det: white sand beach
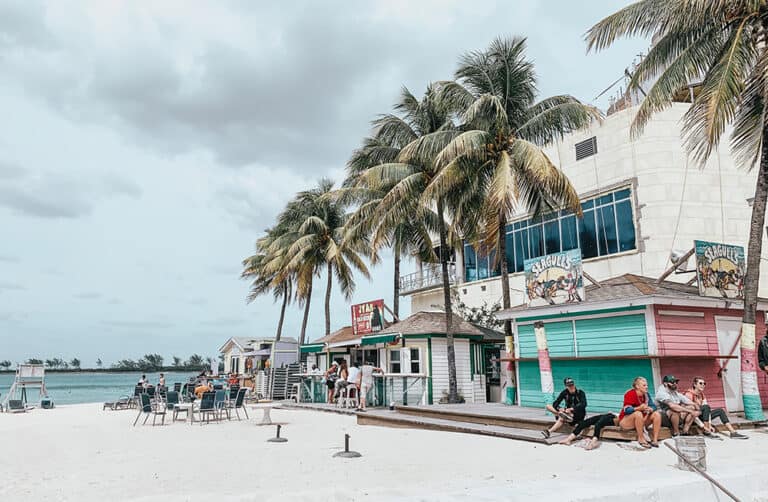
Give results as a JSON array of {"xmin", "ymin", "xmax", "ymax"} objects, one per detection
[{"xmin": 1, "ymin": 404, "xmax": 767, "ymax": 501}]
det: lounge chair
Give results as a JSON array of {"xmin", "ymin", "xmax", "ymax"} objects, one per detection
[
  {"xmin": 173, "ymin": 382, "xmax": 182, "ymax": 393},
  {"xmin": 7, "ymin": 400, "xmax": 27, "ymax": 413},
  {"xmin": 227, "ymin": 388, "xmax": 249, "ymax": 420},
  {"xmin": 133, "ymin": 393, "xmax": 166, "ymax": 426},
  {"xmin": 103, "ymin": 396, "xmax": 132, "ymax": 411},
  {"xmin": 165, "ymin": 391, "xmax": 180, "ymax": 411},
  {"xmin": 229, "ymin": 385, "xmax": 240, "ymax": 400},
  {"xmin": 196, "ymin": 392, "xmax": 217, "ymax": 425},
  {"xmin": 214, "ymin": 389, "xmax": 229, "ymax": 420}
]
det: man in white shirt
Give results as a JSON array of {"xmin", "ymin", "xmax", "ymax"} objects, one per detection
[
  {"xmin": 347, "ymin": 362, "xmax": 361, "ymax": 390},
  {"xmin": 357, "ymin": 362, "xmax": 383, "ymax": 411},
  {"xmin": 655, "ymin": 375, "xmax": 699, "ymax": 436}
]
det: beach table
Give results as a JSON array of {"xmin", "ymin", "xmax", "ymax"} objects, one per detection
[
  {"xmin": 173, "ymin": 403, "xmax": 194, "ymax": 424},
  {"xmin": 251, "ymin": 402, "xmax": 281, "ymax": 425}
]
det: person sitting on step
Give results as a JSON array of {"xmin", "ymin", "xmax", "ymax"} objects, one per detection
[
  {"xmin": 618, "ymin": 376, "xmax": 662, "ymax": 448},
  {"xmin": 684, "ymin": 376, "xmax": 747, "ymax": 439},
  {"xmin": 541, "ymin": 377, "xmax": 587, "ymax": 439},
  {"xmin": 655, "ymin": 374, "xmax": 699, "ymax": 437},
  {"xmin": 560, "ymin": 412, "xmax": 618, "ymax": 450}
]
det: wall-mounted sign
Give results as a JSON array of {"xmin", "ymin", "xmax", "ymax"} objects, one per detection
[
  {"xmin": 524, "ymin": 249, "xmax": 584, "ymax": 307},
  {"xmin": 695, "ymin": 240, "xmax": 745, "ymax": 298},
  {"xmin": 351, "ymin": 299, "xmax": 385, "ymax": 336}
]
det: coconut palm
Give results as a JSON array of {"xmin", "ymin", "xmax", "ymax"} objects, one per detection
[
  {"xmin": 586, "ymin": 0, "xmax": 767, "ymax": 419},
  {"xmin": 356, "ymin": 85, "xmax": 466, "ymax": 402},
  {"xmin": 344, "ymin": 132, "xmax": 440, "ymax": 319},
  {"xmin": 429, "ymin": 37, "xmax": 601, "ymax": 379},
  {"xmin": 285, "ymin": 179, "xmax": 371, "ymax": 337},
  {"xmin": 241, "ymin": 226, "xmax": 294, "ymax": 342}
]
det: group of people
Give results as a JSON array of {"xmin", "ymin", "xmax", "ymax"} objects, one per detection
[
  {"xmin": 322, "ymin": 360, "xmax": 383, "ymax": 411},
  {"xmin": 541, "ymin": 374, "xmax": 748, "ymax": 450},
  {"xmin": 137, "ymin": 373, "xmax": 165, "ymax": 389}
]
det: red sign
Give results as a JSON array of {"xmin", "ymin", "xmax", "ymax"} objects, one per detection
[{"xmin": 351, "ymin": 299, "xmax": 385, "ymax": 336}]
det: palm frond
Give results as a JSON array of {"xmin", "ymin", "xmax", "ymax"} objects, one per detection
[{"xmin": 517, "ymin": 96, "xmax": 603, "ymax": 145}]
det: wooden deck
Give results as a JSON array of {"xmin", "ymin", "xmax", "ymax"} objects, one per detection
[{"xmin": 283, "ymin": 401, "xmax": 766, "ymax": 444}]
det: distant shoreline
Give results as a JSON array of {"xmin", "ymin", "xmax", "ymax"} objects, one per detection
[{"xmin": 0, "ymin": 368, "xmax": 206, "ymax": 374}]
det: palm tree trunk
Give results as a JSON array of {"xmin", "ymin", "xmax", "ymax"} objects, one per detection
[
  {"xmin": 393, "ymin": 241, "xmax": 401, "ymax": 319},
  {"xmin": 274, "ymin": 287, "xmax": 288, "ymax": 342},
  {"xmin": 325, "ymin": 263, "xmax": 333, "ymax": 336},
  {"xmin": 740, "ymin": 126, "xmax": 768, "ymax": 420},
  {"xmin": 299, "ymin": 278, "xmax": 313, "ymax": 346},
  {"xmin": 437, "ymin": 198, "xmax": 459, "ymax": 403},
  {"xmin": 497, "ymin": 212, "xmax": 516, "ymax": 403}
]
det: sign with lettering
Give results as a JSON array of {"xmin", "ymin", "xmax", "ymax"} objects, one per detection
[
  {"xmin": 524, "ymin": 249, "xmax": 584, "ymax": 307},
  {"xmin": 695, "ymin": 240, "xmax": 745, "ymax": 298},
  {"xmin": 351, "ymin": 299, "xmax": 385, "ymax": 336}
]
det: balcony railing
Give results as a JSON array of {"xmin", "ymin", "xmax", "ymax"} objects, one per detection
[{"xmin": 399, "ymin": 262, "xmax": 456, "ymax": 295}]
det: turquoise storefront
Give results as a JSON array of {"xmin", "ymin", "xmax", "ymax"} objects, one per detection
[{"xmin": 515, "ymin": 306, "xmax": 656, "ymax": 412}]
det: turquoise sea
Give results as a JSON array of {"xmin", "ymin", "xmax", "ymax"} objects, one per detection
[{"xmin": 0, "ymin": 371, "xmax": 198, "ymax": 405}]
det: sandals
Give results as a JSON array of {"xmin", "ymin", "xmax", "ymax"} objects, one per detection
[
  {"xmin": 649, "ymin": 441, "xmax": 659, "ymax": 448},
  {"xmin": 541, "ymin": 429, "xmax": 551, "ymax": 439},
  {"xmin": 638, "ymin": 441, "xmax": 652, "ymax": 449}
]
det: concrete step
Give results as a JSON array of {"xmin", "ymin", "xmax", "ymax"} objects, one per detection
[{"xmin": 357, "ymin": 409, "xmax": 555, "ymax": 444}]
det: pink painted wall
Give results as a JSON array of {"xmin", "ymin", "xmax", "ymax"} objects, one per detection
[{"xmin": 653, "ymin": 305, "xmax": 768, "ymax": 411}]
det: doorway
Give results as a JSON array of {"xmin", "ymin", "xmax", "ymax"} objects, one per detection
[
  {"xmin": 484, "ymin": 346, "xmax": 501, "ymax": 403},
  {"xmin": 715, "ymin": 316, "xmax": 743, "ymax": 412}
]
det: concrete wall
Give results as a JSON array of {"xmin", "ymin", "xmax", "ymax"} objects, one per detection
[{"xmin": 409, "ymin": 103, "xmax": 766, "ymax": 312}]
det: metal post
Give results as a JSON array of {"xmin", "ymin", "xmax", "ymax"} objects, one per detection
[
  {"xmin": 268, "ymin": 424, "xmax": 287, "ymax": 442},
  {"xmin": 333, "ymin": 433, "xmax": 362, "ymax": 458}
]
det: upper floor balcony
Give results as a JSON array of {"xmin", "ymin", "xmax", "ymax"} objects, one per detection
[{"xmin": 399, "ymin": 262, "xmax": 456, "ymax": 295}]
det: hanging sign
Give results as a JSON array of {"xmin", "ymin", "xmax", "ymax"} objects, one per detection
[
  {"xmin": 694, "ymin": 240, "xmax": 745, "ymax": 298},
  {"xmin": 351, "ymin": 299, "xmax": 385, "ymax": 336},
  {"xmin": 524, "ymin": 249, "xmax": 584, "ymax": 307}
]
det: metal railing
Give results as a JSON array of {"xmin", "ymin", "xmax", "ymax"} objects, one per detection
[{"xmin": 399, "ymin": 262, "xmax": 456, "ymax": 295}]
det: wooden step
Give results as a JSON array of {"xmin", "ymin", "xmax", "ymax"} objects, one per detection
[
  {"xmin": 357, "ymin": 410, "xmax": 554, "ymax": 444},
  {"xmin": 394, "ymin": 405, "xmax": 551, "ymax": 431}
]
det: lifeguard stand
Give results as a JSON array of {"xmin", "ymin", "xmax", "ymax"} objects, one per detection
[{"xmin": 3, "ymin": 364, "xmax": 48, "ymax": 409}]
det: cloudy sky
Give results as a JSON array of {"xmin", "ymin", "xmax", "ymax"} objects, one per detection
[{"xmin": 0, "ymin": 0, "xmax": 645, "ymax": 366}]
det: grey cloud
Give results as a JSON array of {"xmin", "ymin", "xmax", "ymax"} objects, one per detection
[
  {"xmin": 187, "ymin": 298, "xmax": 208, "ymax": 306},
  {"xmin": 0, "ymin": 0, "xmax": 53, "ymax": 50},
  {"xmin": 0, "ymin": 254, "xmax": 20, "ymax": 263},
  {"xmin": 199, "ymin": 317, "xmax": 248, "ymax": 327},
  {"xmin": 0, "ymin": 165, "xmax": 142, "ymax": 219},
  {"xmin": 0, "ymin": 162, "xmax": 26, "ymax": 180},
  {"xmin": 0, "ymin": 281, "xmax": 25, "ymax": 291}
]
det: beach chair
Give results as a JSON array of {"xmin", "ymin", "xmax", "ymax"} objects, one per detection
[
  {"xmin": 173, "ymin": 382, "xmax": 182, "ymax": 393},
  {"xmin": 130, "ymin": 385, "xmax": 143, "ymax": 408},
  {"xmin": 196, "ymin": 392, "xmax": 217, "ymax": 425},
  {"xmin": 165, "ymin": 391, "xmax": 180, "ymax": 411},
  {"xmin": 7, "ymin": 400, "xmax": 27, "ymax": 413},
  {"xmin": 213, "ymin": 389, "xmax": 229, "ymax": 420},
  {"xmin": 146, "ymin": 386, "xmax": 156, "ymax": 400},
  {"xmin": 227, "ymin": 388, "xmax": 249, "ymax": 421},
  {"xmin": 229, "ymin": 385, "xmax": 240, "ymax": 400},
  {"xmin": 133, "ymin": 393, "xmax": 166, "ymax": 426},
  {"xmin": 103, "ymin": 396, "xmax": 132, "ymax": 411}
]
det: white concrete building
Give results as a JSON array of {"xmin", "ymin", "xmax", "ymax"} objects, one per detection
[{"xmin": 401, "ymin": 103, "xmax": 766, "ymax": 312}]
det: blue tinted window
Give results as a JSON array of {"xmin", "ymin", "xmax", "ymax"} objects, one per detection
[
  {"xmin": 505, "ymin": 232, "xmax": 515, "ymax": 273},
  {"xmin": 614, "ymin": 188, "xmax": 631, "ymax": 201},
  {"xmin": 514, "ymin": 229, "xmax": 528, "ymax": 273},
  {"xmin": 578, "ymin": 210, "xmax": 598, "ymax": 259},
  {"xmin": 560, "ymin": 216, "xmax": 578, "ymax": 251},
  {"xmin": 581, "ymin": 199, "xmax": 594, "ymax": 210},
  {"xmin": 597, "ymin": 194, "xmax": 613, "ymax": 206},
  {"xmin": 598, "ymin": 205, "xmax": 618, "ymax": 255},
  {"xmin": 545, "ymin": 220, "xmax": 560, "ymax": 254},
  {"xmin": 464, "ymin": 245, "xmax": 477, "ymax": 282},
  {"xmin": 616, "ymin": 200, "xmax": 636, "ymax": 251},
  {"xmin": 529, "ymin": 225, "xmax": 544, "ymax": 258}
]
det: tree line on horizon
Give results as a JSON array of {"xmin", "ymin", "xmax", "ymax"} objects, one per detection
[
  {"xmin": 1, "ymin": 354, "xmax": 219, "ymax": 372},
  {"xmin": 243, "ymin": 1, "xmax": 768, "ymax": 414}
]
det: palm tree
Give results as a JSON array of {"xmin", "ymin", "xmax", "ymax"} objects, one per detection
[
  {"xmin": 428, "ymin": 36, "xmax": 601, "ymax": 385},
  {"xmin": 285, "ymin": 179, "xmax": 371, "ymax": 337},
  {"xmin": 356, "ymin": 85, "xmax": 465, "ymax": 402},
  {"xmin": 586, "ymin": 0, "xmax": 767, "ymax": 420},
  {"xmin": 242, "ymin": 226, "xmax": 294, "ymax": 342},
  {"xmin": 344, "ymin": 132, "xmax": 439, "ymax": 319}
]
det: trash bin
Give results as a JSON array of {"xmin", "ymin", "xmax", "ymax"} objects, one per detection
[{"xmin": 675, "ymin": 436, "xmax": 706, "ymax": 472}]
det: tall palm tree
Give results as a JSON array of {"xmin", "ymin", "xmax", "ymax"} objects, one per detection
[
  {"xmin": 286, "ymin": 179, "xmax": 371, "ymax": 337},
  {"xmin": 241, "ymin": 226, "xmax": 293, "ymax": 342},
  {"xmin": 587, "ymin": 0, "xmax": 767, "ymax": 420},
  {"xmin": 356, "ymin": 85, "xmax": 466, "ymax": 402},
  {"xmin": 344, "ymin": 133, "xmax": 439, "ymax": 319},
  {"xmin": 429, "ymin": 36, "xmax": 601, "ymax": 386}
]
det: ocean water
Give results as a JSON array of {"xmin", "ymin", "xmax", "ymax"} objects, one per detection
[{"xmin": 0, "ymin": 371, "xmax": 198, "ymax": 405}]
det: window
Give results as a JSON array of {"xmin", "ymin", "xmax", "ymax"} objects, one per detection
[
  {"xmin": 575, "ymin": 136, "xmax": 598, "ymax": 161},
  {"xmin": 409, "ymin": 348, "xmax": 421, "ymax": 374},
  {"xmin": 463, "ymin": 186, "xmax": 637, "ymax": 281},
  {"xmin": 389, "ymin": 350, "xmax": 401, "ymax": 374}
]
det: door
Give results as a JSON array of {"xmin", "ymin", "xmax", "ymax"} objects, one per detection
[
  {"xmin": 715, "ymin": 317, "xmax": 743, "ymax": 412},
  {"xmin": 484, "ymin": 346, "xmax": 501, "ymax": 402}
]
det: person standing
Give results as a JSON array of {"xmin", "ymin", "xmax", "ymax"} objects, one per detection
[
  {"xmin": 357, "ymin": 362, "xmax": 383, "ymax": 411},
  {"xmin": 541, "ymin": 377, "xmax": 587, "ymax": 439},
  {"xmin": 684, "ymin": 377, "xmax": 748, "ymax": 439},
  {"xmin": 324, "ymin": 362, "xmax": 339, "ymax": 404},
  {"xmin": 158, "ymin": 373, "xmax": 166, "ymax": 388}
]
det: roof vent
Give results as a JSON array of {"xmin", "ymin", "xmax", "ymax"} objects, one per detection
[{"xmin": 575, "ymin": 136, "xmax": 597, "ymax": 161}]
